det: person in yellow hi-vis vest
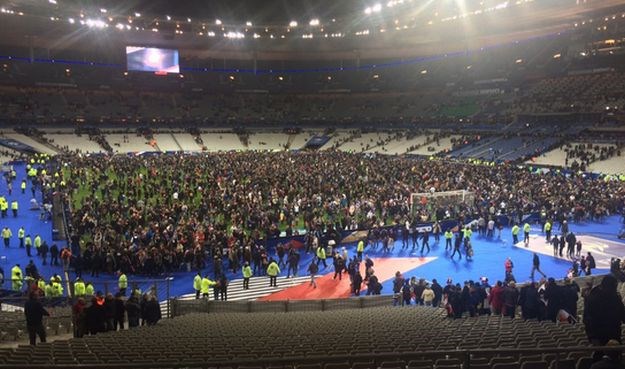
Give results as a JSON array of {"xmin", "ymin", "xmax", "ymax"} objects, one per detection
[
  {"xmin": 11, "ymin": 264, "xmax": 23, "ymax": 291},
  {"xmin": 193, "ymin": 272, "xmax": 202, "ymax": 299},
  {"xmin": 11, "ymin": 200, "xmax": 18, "ymax": 218},
  {"xmin": 34, "ymin": 235, "xmax": 42, "ymax": 255},
  {"xmin": 17, "ymin": 227, "xmax": 25, "ymax": 248},
  {"xmin": 74, "ymin": 278, "xmax": 86, "ymax": 297},
  {"xmin": 357, "ymin": 239, "xmax": 365, "ymax": 261},
  {"xmin": 523, "ymin": 223, "xmax": 531, "ymax": 246},
  {"xmin": 200, "ymin": 274, "xmax": 216, "ymax": 299},
  {"xmin": 0, "ymin": 199, "xmax": 7, "ymax": 218},
  {"xmin": 21, "ymin": 180, "xmax": 26, "ymax": 194},
  {"xmin": 511, "ymin": 224, "xmax": 520, "ymax": 244},
  {"xmin": 24, "ymin": 234, "xmax": 33, "ymax": 257},
  {"xmin": 2, "ymin": 227, "xmax": 12, "ymax": 248},
  {"xmin": 118, "ymin": 271, "xmax": 128, "ymax": 295},
  {"xmin": 544, "ymin": 220, "xmax": 552, "ymax": 243}
]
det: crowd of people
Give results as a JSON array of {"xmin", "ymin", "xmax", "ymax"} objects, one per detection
[
  {"xmin": 563, "ymin": 142, "xmax": 624, "ymax": 172},
  {"xmin": 43, "ymin": 151, "xmax": 623, "ymax": 280}
]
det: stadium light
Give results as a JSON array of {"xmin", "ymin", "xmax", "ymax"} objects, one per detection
[
  {"xmin": 420, "ymin": 69, "xmax": 427, "ymax": 74},
  {"xmin": 187, "ymin": 17, "xmax": 191, "ymax": 22},
  {"xmin": 215, "ymin": 19, "xmax": 222, "ymax": 25},
  {"xmin": 289, "ymin": 20, "xmax": 298, "ymax": 27},
  {"xmin": 166, "ymin": 15, "xmax": 171, "ymax": 21},
  {"xmin": 229, "ymin": 75, "xmax": 235, "ymax": 80},
  {"xmin": 68, "ymin": 18, "xmax": 75, "ymax": 24},
  {"xmin": 246, "ymin": 21, "xmax": 252, "ymax": 26},
  {"xmin": 135, "ymin": 12, "xmax": 141, "ymax": 17},
  {"xmin": 515, "ymin": 59, "xmax": 523, "ymax": 63},
  {"xmin": 48, "ymin": 0, "xmax": 57, "ymax": 4},
  {"xmin": 100, "ymin": 8, "xmax": 107, "ymax": 13},
  {"xmin": 309, "ymin": 18, "xmax": 320, "ymax": 26}
]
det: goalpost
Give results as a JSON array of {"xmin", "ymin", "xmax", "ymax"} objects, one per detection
[{"xmin": 410, "ymin": 189, "xmax": 475, "ymax": 218}]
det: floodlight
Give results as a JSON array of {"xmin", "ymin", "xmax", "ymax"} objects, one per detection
[
  {"xmin": 309, "ymin": 18, "xmax": 320, "ymax": 26},
  {"xmin": 289, "ymin": 21, "xmax": 298, "ymax": 27},
  {"xmin": 215, "ymin": 19, "xmax": 222, "ymax": 25}
]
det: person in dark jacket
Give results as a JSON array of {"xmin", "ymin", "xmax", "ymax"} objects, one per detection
[
  {"xmin": 449, "ymin": 284, "xmax": 464, "ymax": 319},
  {"xmin": 401, "ymin": 279, "xmax": 412, "ymax": 305},
  {"xmin": 143, "ymin": 295, "xmax": 161, "ymax": 325},
  {"xmin": 72, "ymin": 298, "xmax": 87, "ymax": 338},
  {"xmin": 502, "ymin": 281, "xmax": 519, "ymax": 318},
  {"xmin": 218, "ymin": 274, "xmax": 229, "ymax": 301},
  {"xmin": 563, "ymin": 278, "xmax": 580, "ymax": 320},
  {"xmin": 544, "ymin": 278, "xmax": 563, "ymax": 322},
  {"xmin": 352, "ymin": 270, "xmax": 363, "ymax": 296},
  {"xmin": 114, "ymin": 293, "xmax": 126, "ymax": 331},
  {"xmin": 103, "ymin": 293, "xmax": 116, "ymax": 331},
  {"xmin": 583, "ymin": 275, "xmax": 625, "ymax": 346},
  {"xmin": 587, "ymin": 252, "xmax": 596, "ymax": 275},
  {"xmin": 431, "ymin": 279, "xmax": 443, "ymax": 308},
  {"xmin": 49, "ymin": 244, "xmax": 59, "ymax": 266},
  {"xmin": 24, "ymin": 291, "xmax": 49, "ymax": 345},
  {"xmin": 125, "ymin": 294, "xmax": 141, "ymax": 329},
  {"xmin": 85, "ymin": 295, "xmax": 106, "ymax": 335},
  {"xmin": 519, "ymin": 282, "xmax": 540, "ymax": 320}
]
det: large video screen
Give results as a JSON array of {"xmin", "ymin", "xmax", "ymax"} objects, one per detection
[{"xmin": 126, "ymin": 46, "xmax": 180, "ymax": 74}]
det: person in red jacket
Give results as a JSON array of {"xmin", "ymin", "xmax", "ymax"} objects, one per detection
[{"xmin": 488, "ymin": 281, "xmax": 504, "ymax": 316}]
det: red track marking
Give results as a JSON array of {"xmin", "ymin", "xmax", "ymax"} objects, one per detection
[{"xmin": 259, "ymin": 257, "xmax": 436, "ymax": 301}]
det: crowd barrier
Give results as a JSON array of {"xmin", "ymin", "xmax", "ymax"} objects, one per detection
[
  {"xmin": 0, "ymin": 278, "xmax": 174, "ymax": 316},
  {"xmin": 169, "ymin": 294, "xmax": 393, "ymax": 317}
]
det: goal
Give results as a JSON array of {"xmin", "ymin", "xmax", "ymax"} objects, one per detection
[{"xmin": 410, "ymin": 190, "xmax": 475, "ymax": 218}]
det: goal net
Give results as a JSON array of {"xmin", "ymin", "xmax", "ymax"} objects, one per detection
[{"xmin": 410, "ymin": 190, "xmax": 475, "ymax": 219}]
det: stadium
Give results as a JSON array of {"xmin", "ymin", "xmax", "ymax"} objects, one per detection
[{"xmin": 0, "ymin": 0, "xmax": 624, "ymax": 367}]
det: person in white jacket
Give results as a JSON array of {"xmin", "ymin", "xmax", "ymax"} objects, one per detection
[{"xmin": 422, "ymin": 284, "xmax": 435, "ymax": 306}]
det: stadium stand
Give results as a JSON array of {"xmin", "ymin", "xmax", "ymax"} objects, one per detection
[{"xmin": 0, "ymin": 300, "xmax": 613, "ymax": 368}]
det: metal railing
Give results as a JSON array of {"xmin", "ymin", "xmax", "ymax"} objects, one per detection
[
  {"xmin": 0, "ymin": 278, "xmax": 174, "ymax": 317},
  {"xmin": 0, "ymin": 345, "xmax": 621, "ymax": 369},
  {"xmin": 169, "ymin": 294, "xmax": 395, "ymax": 317}
]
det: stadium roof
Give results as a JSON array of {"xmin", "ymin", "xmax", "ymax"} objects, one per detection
[{"xmin": 0, "ymin": 0, "xmax": 624, "ymax": 60}]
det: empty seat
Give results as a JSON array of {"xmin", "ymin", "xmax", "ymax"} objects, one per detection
[{"xmin": 521, "ymin": 361, "xmax": 549, "ymax": 369}]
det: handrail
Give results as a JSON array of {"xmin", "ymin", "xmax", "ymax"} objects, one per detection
[{"xmin": 0, "ymin": 345, "xmax": 621, "ymax": 369}]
